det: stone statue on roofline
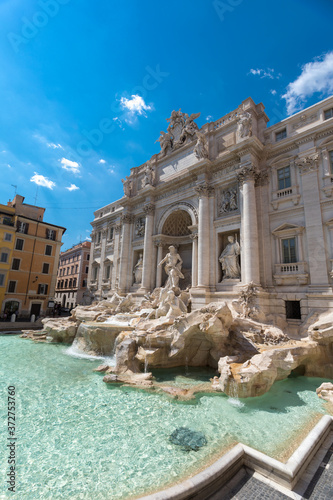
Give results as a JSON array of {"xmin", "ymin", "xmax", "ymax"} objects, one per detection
[
  {"xmin": 121, "ymin": 176, "xmax": 133, "ymax": 197},
  {"xmin": 237, "ymin": 111, "xmax": 252, "ymax": 140},
  {"xmin": 194, "ymin": 131, "xmax": 209, "ymax": 159}
]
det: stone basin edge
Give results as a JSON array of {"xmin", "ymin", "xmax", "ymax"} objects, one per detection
[{"xmin": 138, "ymin": 415, "xmax": 333, "ymax": 500}]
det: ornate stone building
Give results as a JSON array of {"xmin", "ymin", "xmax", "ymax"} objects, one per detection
[{"xmin": 88, "ymin": 96, "xmax": 333, "ymax": 322}]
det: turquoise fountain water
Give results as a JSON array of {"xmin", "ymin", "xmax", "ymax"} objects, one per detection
[{"xmin": 0, "ymin": 334, "xmax": 331, "ymax": 500}]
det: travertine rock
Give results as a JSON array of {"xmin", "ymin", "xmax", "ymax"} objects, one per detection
[{"xmin": 316, "ymin": 382, "xmax": 333, "ymax": 404}]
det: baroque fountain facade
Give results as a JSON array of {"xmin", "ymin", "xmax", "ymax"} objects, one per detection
[{"xmin": 28, "ymin": 95, "xmax": 333, "ymax": 401}]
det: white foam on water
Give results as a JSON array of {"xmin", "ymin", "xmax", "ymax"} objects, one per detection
[
  {"xmin": 64, "ymin": 340, "xmax": 105, "ymax": 360},
  {"xmin": 227, "ymin": 397, "xmax": 245, "ymax": 408}
]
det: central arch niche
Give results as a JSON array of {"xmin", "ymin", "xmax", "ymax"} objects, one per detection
[
  {"xmin": 161, "ymin": 210, "xmax": 193, "ymax": 288},
  {"xmin": 162, "ymin": 210, "xmax": 192, "ymax": 236}
]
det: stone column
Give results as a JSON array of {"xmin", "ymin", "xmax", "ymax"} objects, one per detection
[
  {"xmin": 98, "ymin": 228, "xmax": 108, "ymax": 296},
  {"xmin": 237, "ymin": 164, "xmax": 260, "ymax": 285},
  {"xmin": 111, "ymin": 223, "xmax": 122, "ymax": 291},
  {"xmin": 296, "ymin": 153, "xmax": 329, "ymax": 288},
  {"xmin": 195, "ymin": 184, "xmax": 213, "ymax": 288},
  {"xmin": 141, "ymin": 203, "xmax": 155, "ymax": 291},
  {"xmin": 155, "ymin": 241, "xmax": 164, "ymax": 288},
  {"xmin": 118, "ymin": 215, "xmax": 134, "ymax": 293},
  {"xmin": 190, "ymin": 233, "xmax": 198, "ymax": 287}
]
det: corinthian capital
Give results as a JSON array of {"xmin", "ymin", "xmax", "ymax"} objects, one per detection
[
  {"xmin": 194, "ymin": 183, "xmax": 214, "ymax": 198},
  {"xmin": 121, "ymin": 214, "xmax": 135, "ymax": 224},
  {"xmin": 143, "ymin": 203, "xmax": 155, "ymax": 215},
  {"xmin": 236, "ymin": 164, "xmax": 259, "ymax": 184},
  {"xmin": 295, "ymin": 153, "xmax": 319, "ymax": 174}
]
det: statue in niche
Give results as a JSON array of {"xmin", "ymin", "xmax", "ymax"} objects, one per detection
[
  {"xmin": 194, "ymin": 131, "xmax": 209, "ymax": 159},
  {"xmin": 219, "ymin": 236, "xmax": 241, "ymax": 280},
  {"xmin": 219, "ymin": 188, "xmax": 238, "ymax": 214},
  {"xmin": 158, "ymin": 245, "xmax": 184, "ymax": 290},
  {"xmin": 121, "ymin": 176, "xmax": 133, "ymax": 197},
  {"xmin": 141, "ymin": 161, "xmax": 155, "ymax": 188},
  {"xmin": 155, "ymin": 130, "xmax": 173, "ymax": 157},
  {"xmin": 135, "ymin": 217, "xmax": 145, "ymax": 237},
  {"xmin": 237, "ymin": 111, "xmax": 252, "ymax": 139},
  {"xmin": 133, "ymin": 254, "xmax": 143, "ymax": 284}
]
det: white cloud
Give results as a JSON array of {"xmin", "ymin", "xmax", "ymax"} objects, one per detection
[
  {"xmin": 282, "ymin": 52, "xmax": 333, "ymax": 115},
  {"xmin": 30, "ymin": 172, "xmax": 55, "ymax": 190},
  {"xmin": 206, "ymin": 115, "xmax": 213, "ymax": 121},
  {"xmin": 47, "ymin": 142, "xmax": 63, "ymax": 149},
  {"xmin": 249, "ymin": 68, "xmax": 280, "ymax": 79},
  {"xmin": 120, "ymin": 94, "xmax": 152, "ymax": 116},
  {"xmin": 108, "ymin": 167, "xmax": 116, "ymax": 174},
  {"xmin": 66, "ymin": 184, "xmax": 79, "ymax": 191},
  {"xmin": 98, "ymin": 159, "xmax": 106, "ymax": 164},
  {"xmin": 60, "ymin": 157, "xmax": 80, "ymax": 174},
  {"xmin": 7, "ymin": 163, "xmax": 12, "ymax": 168},
  {"xmin": 270, "ymin": 89, "xmax": 277, "ymax": 95}
]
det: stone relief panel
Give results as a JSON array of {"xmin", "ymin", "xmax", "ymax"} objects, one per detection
[
  {"xmin": 218, "ymin": 186, "xmax": 238, "ymax": 216},
  {"xmin": 135, "ymin": 217, "xmax": 145, "ymax": 238}
]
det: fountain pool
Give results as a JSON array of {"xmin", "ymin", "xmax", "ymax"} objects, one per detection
[{"xmin": 0, "ymin": 334, "xmax": 332, "ymax": 500}]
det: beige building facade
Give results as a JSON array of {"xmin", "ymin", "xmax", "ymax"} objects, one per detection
[
  {"xmin": 55, "ymin": 241, "xmax": 91, "ymax": 309},
  {"xmin": 88, "ymin": 96, "xmax": 333, "ymax": 322}
]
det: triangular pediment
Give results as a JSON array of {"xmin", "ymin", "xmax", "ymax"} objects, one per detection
[{"xmin": 272, "ymin": 223, "xmax": 303, "ymax": 234}]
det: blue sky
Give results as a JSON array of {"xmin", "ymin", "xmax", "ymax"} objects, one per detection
[{"xmin": 1, "ymin": 0, "xmax": 333, "ymax": 250}]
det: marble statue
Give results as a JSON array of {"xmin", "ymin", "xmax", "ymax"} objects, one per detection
[
  {"xmin": 237, "ymin": 111, "xmax": 252, "ymax": 139},
  {"xmin": 133, "ymin": 254, "xmax": 143, "ymax": 284},
  {"xmin": 155, "ymin": 131, "xmax": 173, "ymax": 156},
  {"xmin": 122, "ymin": 176, "xmax": 133, "ymax": 197},
  {"xmin": 179, "ymin": 112, "xmax": 200, "ymax": 144},
  {"xmin": 158, "ymin": 245, "xmax": 184, "ymax": 289},
  {"xmin": 141, "ymin": 161, "xmax": 155, "ymax": 187},
  {"xmin": 219, "ymin": 236, "xmax": 241, "ymax": 280},
  {"xmin": 194, "ymin": 131, "xmax": 209, "ymax": 159}
]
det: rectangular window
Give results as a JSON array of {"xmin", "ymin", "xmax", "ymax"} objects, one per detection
[
  {"xmin": 277, "ymin": 166, "xmax": 291, "ymax": 190},
  {"xmin": 285, "ymin": 300, "xmax": 301, "ymax": 320},
  {"xmin": 105, "ymin": 265, "xmax": 110, "ymax": 279},
  {"xmin": 42, "ymin": 263, "xmax": 50, "ymax": 274},
  {"xmin": 85, "ymin": 266, "xmax": 89, "ymax": 273},
  {"xmin": 75, "ymin": 265, "xmax": 78, "ymax": 273},
  {"xmin": 38, "ymin": 284, "xmax": 48, "ymax": 295},
  {"xmin": 330, "ymin": 151, "xmax": 333, "ymax": 173},
  {"xmin": 45, "ymin": 245, "xmax": 52, "ymax": 256},
  {"xmin": 71, "ymin": 266, "xmax": 74, "ymax": 274},
  {"xmin": 4, "ymin": 233, "xmax": 12, "ymax": 242},
  {"xmin": 17, "ymin": 221, "xmax": 29, "ymax": 234},
  {"xmin": 8, "ymin": 281, "xmax": 16, "ymax": 293},
  {"xmin": 0, "ymin": 252, "xmax": 8, "ymax": 263},
  {"xmin": 275, "ymin": 128, "xmax": 287, "ymax": 142},
  {"xmin": 0, "ymin": 274, "xmax": 5, "ymax": 286},
  {"xmin": 12, "ymin": 258, "xmax": 20, "ymax": 270},
  {"xmin": 15, "ymin": 238, "xmax": 24, "ymax": 251},
  {"xmin": 46, "ymin": 229, "xmax": 56, "ymax": 240},
  {"xmin": 324, "ymin": 108, "xmax": 333, "ymax": 120},
  {"xmin": 109, "ymin": 227, "xmax": 114, "ymax": 240},
  {"xmin": 82, "ymin": 279, "xmax": 87, "ymax": 287},
  {"xmin": 282, "ymin": 237, "xmax": 297, "ymax": 263},
  {"xmin": 87, "ymin": 254, "xmax": 90, "ymax": 261}
]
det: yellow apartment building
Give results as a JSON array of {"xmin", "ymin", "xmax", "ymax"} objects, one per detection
[
  {"xmin": 0, "ymin": 204, "xmax": 16, "ymax": 316},
  {"xmin": 1, "ymin": 195, "xmax": 66, "ymax": 319}
]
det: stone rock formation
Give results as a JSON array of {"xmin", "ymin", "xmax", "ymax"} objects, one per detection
[
  {"xmin": 21, "ymin": 289, "xmax": 333, "ymax": 399},
  {"xmin": 316, "ymin": 382, "xmax": 333, "ymax": 405}
]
